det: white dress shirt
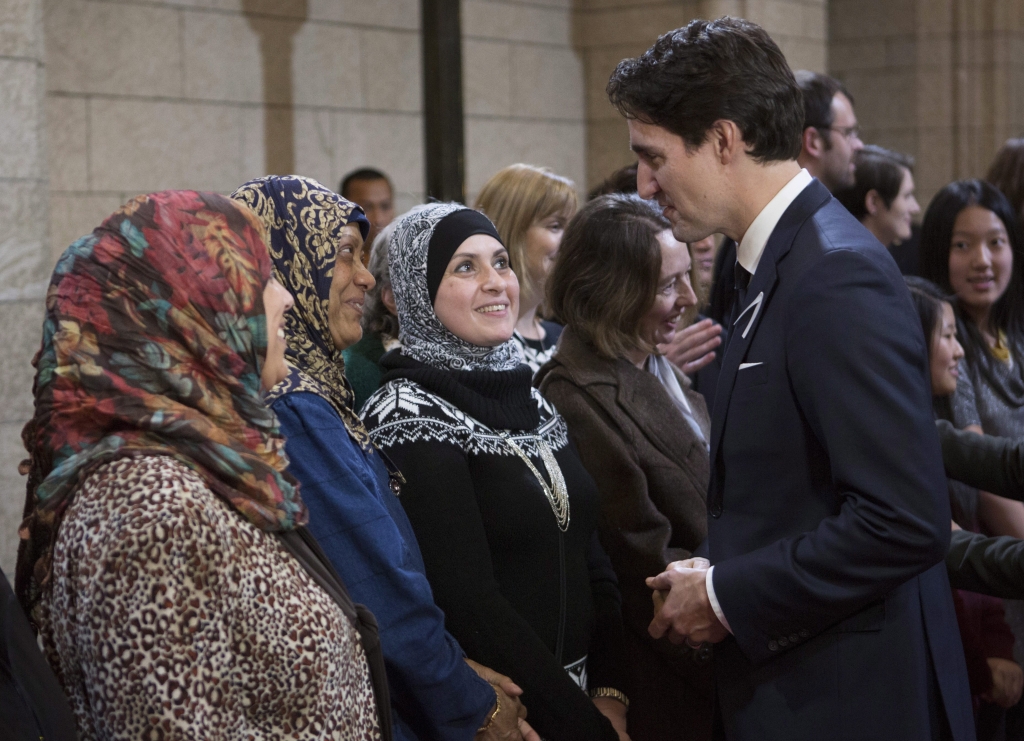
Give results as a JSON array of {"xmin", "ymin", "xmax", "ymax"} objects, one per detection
[{"xmin": 705, "ymin": 167, "xmax": 813, "ymax": 634}]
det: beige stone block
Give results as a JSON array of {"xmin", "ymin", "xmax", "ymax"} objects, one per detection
[
  {"xmin": 829, "ymin": 0, "xmax": 918, "ymax": 40},
  {"xmin": 828, "ymin": 39, "xmax": 888, "ymax": 72},
  {"xmin": 741, "ymin": 0, "xmax": 806, "ymax": 38},
  {"xmin": 0, "ymin": 180, "xmax": 49, "ymax": 298},
  {"xmin": 802, "ymin": 2, "xmax": 826, "ymax": 39},
  {"xmin": 867, "ymin": 128, "xmax": 918, "ymax": 161},
  {"xmin": 239, "ymin": 105, "xmax": 267, "ymax": 182},
  {"xmin": 292, "ymin": 22, "xmax": 364, "ymax": 108},
  {"xmin": 0, "ymin": 299, "xmax": 44, "ymax": 427},
  {"xmin": 183, "ymin": 10, "xmax": 263, "ymax": 103},
  {"xmin": 511, "ymin": 45, "xmax": 584, "ymax": 121},
  {"xmin": 575, "ymin": 3, "xmax": 699, "ymax": 49},
  {"xmin": 465, "ymin": 117, "xmax": 585, "ymax": 199},
  {"xmin": 916, "ymin": 0, "xmax": 953, "ymax": 35},
  {"xmin": 776, "ymin": 35, "xmax": 825, "ymax": 73},
  {"xmin": 0, "ymin": 419, "xmax": 32, "ymax": 579},
  {"xmin": 292, "ymin": 109, "xmax": 336, "ymax": 188},
  {"xmin": 915, "ymin": 68, "xmax": 952, "ymax": 121},
  {"xmin": 48, "ymin": 192, "xmax": 125, "ymax": 269},
  {"xmin": 0, "ymin": 0, "xmax": 38, "ymax": 58},
  {"xmin": 841, "ymin": 69, "xmax": 917, "ymax": 129},
  {"xmin": 333, "ymin": 111, "xmax": 424, "ymax": 199},
  {"xmin": 360, "ymin": 29, "xmax": 419, "ymax": 112},
  {"xmin": 89, "ymin": 99, "xmax": 244, "ymax": 193},
  {"xmin": 0, "ymin": 59, "xmax": 41, "ymax": 180},
  {"xmin": 586, "ymin": 117, "xmax": 634, "ymax": 191},
  {"xmin": 463, "ymin": 0, "xmax": 571, "ymax": 45},
  {"xmin": 578, "ymin": 0, "xmax": 665, "ymax": 11},
  {"xmin": 463, "ymin": 39, "xmax": 512, "ymax": 117},
  {"xmin": 915, "ymin": 126, "xmax": 955, "ymax": 205},
  {"xmin": 586, "ymin": 43, "xmax": 649, "ymax": 121},
  {"xmin": 699, "ymin": 0, "xmax": 747, "ymax": 17},
  {"xmin": 45, "ymin": 0, "xmax": 182, "ymax": 97},
  {"xmin": 46, "ymin": 96, "xmax": 88, "ymax": 192},
  {"xmin": 308, "ymin": 0, "xmax": 420, "ymax": 30}
]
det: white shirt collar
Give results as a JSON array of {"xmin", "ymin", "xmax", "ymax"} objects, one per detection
[{"xmin": 736, "ymin": 168, "xmax": 813, "ymax": 276}]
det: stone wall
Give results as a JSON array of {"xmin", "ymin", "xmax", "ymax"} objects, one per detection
[
  {"xmin": 45, "ymin": 0, "xmax": 426, "ymax": 269},
  {"xmin": 574, "ymin": 0, "xmax": 828, "ymax": 192},
  {"xmin": 830, "ymin": 0, "xmax": 1024, "ymax": 207},
  {"xmin": 0, "ymin": 0, "xmax": 49, "ymax": 580},
  {"xmin": 462, "ymin": 0, "xmax": 586, "ymax": 203}
]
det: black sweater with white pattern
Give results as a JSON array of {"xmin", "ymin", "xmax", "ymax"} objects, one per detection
[{"xmin": 362, "ymin": 351, "xmax": 624, "ymax": 741}]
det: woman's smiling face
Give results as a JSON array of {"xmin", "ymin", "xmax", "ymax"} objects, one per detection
[
  {"xmin": 327, "ymin": 223, "xmax": 374, "ymax": 351},
  {"xmin": 637, "ymin": 229, "xmax": 698, "ymax": 349},
  {"xmin": 930, "ymin": 301, "xmax": 964, "ymax": 397},
  {"xmin": 433, "ymin": 234, "xmax": 520, "ymax": 347},
  {"xmin": 947, "ymin": 205, "xmax": 1013, "ymax": 328}
]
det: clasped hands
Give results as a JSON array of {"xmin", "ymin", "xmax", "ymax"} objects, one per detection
[{"xmin": 647, "ymin": 557, "xmax": 729, "ymax": 646}]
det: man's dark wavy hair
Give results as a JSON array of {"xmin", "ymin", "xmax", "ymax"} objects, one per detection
[{"xmin": 606, "ymin": 17, "xmax": 803, "ymax": 164}]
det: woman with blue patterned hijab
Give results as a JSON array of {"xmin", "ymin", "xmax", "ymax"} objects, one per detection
[{"xmin": 230, "ymin": 176, "xmax": 530, "ymax": 741}]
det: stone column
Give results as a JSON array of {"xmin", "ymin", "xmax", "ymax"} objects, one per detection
[
  {"xmin": 575, "ymin": 0, "xmax": 827, "ymax": 192},
  {"xmin": 0, "ymin": 0, "xmax": 50, "ymax": 577},
  {"xmin": 830, "ymin": 0, "xmax": 1024, "ymax": 207}
]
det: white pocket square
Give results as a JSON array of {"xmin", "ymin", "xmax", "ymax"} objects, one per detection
[{"xmin": 738, "ymin": 362, "xmax": 763, "ymax": 370}]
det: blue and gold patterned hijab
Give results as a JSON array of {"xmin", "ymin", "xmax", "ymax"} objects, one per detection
[{"xmin": 231, "ymin": 175, "xmax": 373, "ymax": 451}]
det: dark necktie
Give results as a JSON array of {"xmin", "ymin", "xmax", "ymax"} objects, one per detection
[{"xmin": 728, "ymin": 261, "xmax": 752, "ymax": 332}]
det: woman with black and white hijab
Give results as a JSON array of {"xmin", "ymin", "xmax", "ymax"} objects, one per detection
[{"xmin": 362, "ymin": 203, "xmax": 630, "ymax": 741}]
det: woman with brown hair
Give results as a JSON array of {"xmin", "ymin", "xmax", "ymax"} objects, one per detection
[
  {"xmin": 475, "ymin": 164, "xmax": 578, "ymax": 373},
  {"xmin": 536, "ymin": 193, "xmax": 713, "ymax": 741}
]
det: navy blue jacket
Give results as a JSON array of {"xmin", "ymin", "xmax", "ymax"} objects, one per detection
[
  {"xmin": 706, "ymin": 179, "xmax": 974, "ymax": 740},
  {"xmin": 273, "ymin": 392, "xmax": 494, "ymax": 741}
]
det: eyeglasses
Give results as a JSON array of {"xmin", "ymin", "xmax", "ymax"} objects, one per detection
[{"xmin": 819, "ymin": 124, "xmax": 861, "ymax": 141}]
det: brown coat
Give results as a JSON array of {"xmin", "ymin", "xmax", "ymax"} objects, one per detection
[{"xmin": 536, "ymin": 327, "xmax": 713, "ymax": 741}]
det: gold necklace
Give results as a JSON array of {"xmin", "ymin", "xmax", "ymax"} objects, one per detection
[{"xmin": 498, "ymin": 431, "xmax": 570, "ymax": 532}]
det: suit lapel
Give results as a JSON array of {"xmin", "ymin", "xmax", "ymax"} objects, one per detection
[{"xmin": 709, "ymin": 181, "xmax": 832, "ymax": 470}]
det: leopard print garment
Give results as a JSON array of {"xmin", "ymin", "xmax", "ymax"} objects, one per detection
[{"xmin": 37, "ymin": 455, "xmax": 381, "ymax": 741}]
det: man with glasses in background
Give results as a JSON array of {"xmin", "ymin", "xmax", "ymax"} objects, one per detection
[{"xmin": 795, "ymin": 70, "xmax": 864, "ymax": 193}]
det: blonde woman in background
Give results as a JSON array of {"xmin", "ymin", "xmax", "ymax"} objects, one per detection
[{"xmin": 475, "ymin": 164, "xmax": 578, "ymax": 373}]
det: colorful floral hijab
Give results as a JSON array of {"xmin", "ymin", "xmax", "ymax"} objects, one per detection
[
  {"xmin": 17, "ymin": 191, "xmax": 302, "ymax": 609},
  {"xmin": 230, "ymin": 176, "xmax": 374, "ymax": 452}
]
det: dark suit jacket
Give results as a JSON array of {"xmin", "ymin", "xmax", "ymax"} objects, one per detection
[
  {"xmin": 537, "ymin": 327, "xmax": 713, "ymax": 741},
  {"xmin": 707, "ymin": 179, "xmax": 974, "ymax": 740}
]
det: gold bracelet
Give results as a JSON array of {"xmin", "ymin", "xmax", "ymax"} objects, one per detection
[
  {"xmin": 589, "ymin": 686, "xmax": 630, "ymax": 710},
  {"xmin": 476, "ymin": 687, "xmax": 501, "ymax": 733}
]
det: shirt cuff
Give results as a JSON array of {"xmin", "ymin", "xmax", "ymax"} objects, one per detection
[{"xmin": 706, "ymin": 566, "xmax": 732, "ymax": 634}]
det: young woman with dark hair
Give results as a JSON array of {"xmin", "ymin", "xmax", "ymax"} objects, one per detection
[
  {"xmin": 905, "ymin": 276, "xmax": 1024, "ymax": 735},
  {"xmin": 538, "ymin": 193, "xmax": 713, "ymax": 741},
  {"xmin": 919, "ymin": 179, "xmax": 1024, "ymax": 441}
]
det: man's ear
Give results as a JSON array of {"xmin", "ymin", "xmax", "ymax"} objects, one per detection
[
  {"xmin": 711, "ymin": 120, "xmax": 745, "ymax": 164},
  {"xmin": 382, "ymin": 284, "xmax": 398, "ymax": 316},
  {"xmin": 801, "ymin": 126, "xmax": 825, "ymax": 159}
]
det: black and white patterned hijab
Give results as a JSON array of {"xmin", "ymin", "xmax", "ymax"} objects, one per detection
[{"xmin": 388, "ymin": 202, "xmax": 521, "ymax": 372}]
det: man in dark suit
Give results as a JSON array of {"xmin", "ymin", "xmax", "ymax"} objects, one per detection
[{"xmin": 607, "ymin": 18, "xmax": 974, "ymax": 741}]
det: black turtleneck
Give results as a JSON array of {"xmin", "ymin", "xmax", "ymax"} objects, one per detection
[
  {"xmin": 379, "ymin": 350, "xmax": 540, "ymax": 431},
  {"xmin": 362, "ymin": 352, "xmax": 624, "ymax": 741}
]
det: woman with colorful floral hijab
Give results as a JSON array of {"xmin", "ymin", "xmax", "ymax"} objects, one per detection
[
  {"xmin": 231, "ymin": 176, "xmax": 532, "ymax": 741},
  {"xmin": 17, "ymin": 190, "xmax": 386, "ymax": 741}
]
